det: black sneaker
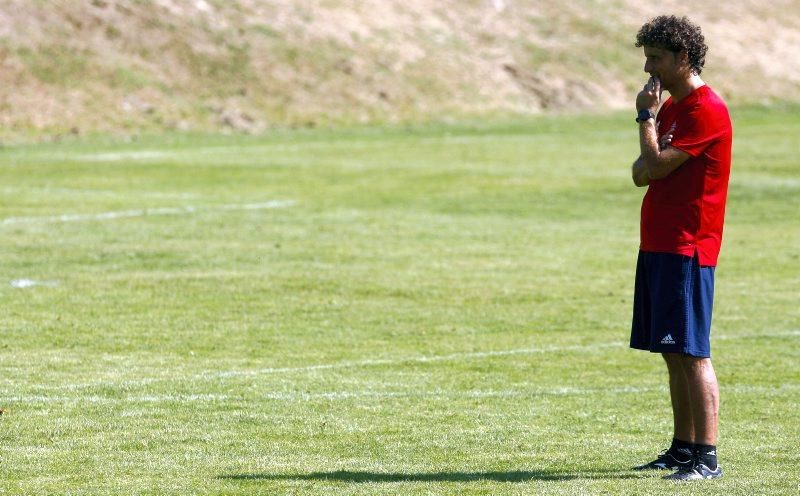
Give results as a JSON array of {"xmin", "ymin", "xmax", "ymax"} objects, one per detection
[
  {"xmin": 632, "ymin": 448, "xmax": 693, "ymax": 470},
  {"xmin": 663, "ymin": 463, "xmax": 723, "ymax": 481}
]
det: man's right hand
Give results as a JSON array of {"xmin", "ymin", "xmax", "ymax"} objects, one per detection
[{"xmin": 636, "ymin": 76, "xmax": 661, "ymax": 112}]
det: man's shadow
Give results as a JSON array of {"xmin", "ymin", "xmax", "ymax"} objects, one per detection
[{"xmin": 218, "ymin": 468, "xmax": 644, "ymax": 483}]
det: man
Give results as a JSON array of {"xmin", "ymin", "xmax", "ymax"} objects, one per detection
[{"xmin": 628, "ymin": 15, "xmax": 732, "ymax": 481}]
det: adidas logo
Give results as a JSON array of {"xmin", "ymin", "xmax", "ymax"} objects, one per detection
[{"xmin": 661, "ymin": 334, "xmax": 676, "ymax": 345}]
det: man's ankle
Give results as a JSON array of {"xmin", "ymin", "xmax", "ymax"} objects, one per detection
[
  {"xmin": 669, "ymin": 437, "xmax": 695, "ymax": 461},
  {"xmin": 695, "ymin": 443, "xmax": 718, "ymax": 469}
]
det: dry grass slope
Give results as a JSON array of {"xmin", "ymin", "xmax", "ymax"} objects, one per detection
[{"xmin": 0, "ymin": 0, "xmax": 798, "ymax": 139}]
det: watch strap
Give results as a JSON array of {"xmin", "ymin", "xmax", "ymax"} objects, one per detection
[{"xmin": 636, "ymin": 109, "xmax": 655, "ymax": 123}]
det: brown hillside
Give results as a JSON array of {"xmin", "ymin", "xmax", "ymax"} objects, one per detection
[{"xmin": 0, "ymin": 0, "xmax": 798, "ymax": 139}]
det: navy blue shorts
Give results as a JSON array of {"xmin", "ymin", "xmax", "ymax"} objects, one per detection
[{"xmin": 630, "ymin": 251, "xmax": 715, "ymax": 358}]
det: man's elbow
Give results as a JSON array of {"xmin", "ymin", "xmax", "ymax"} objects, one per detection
[
  {"xmin": 631, "ymin": 159, "xmax": 650, "ymax": 187},
  {"xmin": 645, "ymin": 161, "xmax": 669, "ymax": 180}
]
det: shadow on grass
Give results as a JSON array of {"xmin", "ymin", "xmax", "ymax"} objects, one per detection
[{"xmin": 218, "ymin": 468, "xmax": 643, "ymax": 483}]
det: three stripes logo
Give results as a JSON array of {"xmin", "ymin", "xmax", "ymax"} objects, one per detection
[{"xmin": 660, "ymin": 334, "xmax": 676, "ymax": 345}]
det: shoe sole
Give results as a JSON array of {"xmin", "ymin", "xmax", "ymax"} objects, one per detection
[{"xmin": 663, "ymin": 468, "xmax": 723, "ymax": 481}]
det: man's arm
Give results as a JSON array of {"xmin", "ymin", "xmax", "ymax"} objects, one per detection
[
  {"xmin": 639, "ymin": 119, "xmax": 690, "ymax": 180},
  {"xmin": 631, "ymin": 132, "xmax": 677, "ymax": 186},
  {"xmin": 636, "ymin": 76, "xmax": 690, "ymax": 181}
]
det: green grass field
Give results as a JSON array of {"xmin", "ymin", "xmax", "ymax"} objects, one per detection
[{"xmin": 1, "ymin": 107, "xmax": 798, "ymax": 495}]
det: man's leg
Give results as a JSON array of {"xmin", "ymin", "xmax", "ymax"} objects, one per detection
[
  {"xmin": 679, "ymin": 356, "xmax": 719, "ymax": 446},
  {"xmin": 662, "ymin": 355, "xmax": 722, "ymax": 480},
  {"xmin": 663, "ymin": 353, "xmax": 694, "ymax": 443},
  {"xmin": 632, "ymin": 353, "xmax": 695, "ymax": 470}
]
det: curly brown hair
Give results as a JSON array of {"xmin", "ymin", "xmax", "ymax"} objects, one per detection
[{"xmin": 635, "ymin": 15, "xmax": 708, "ymax": 75}]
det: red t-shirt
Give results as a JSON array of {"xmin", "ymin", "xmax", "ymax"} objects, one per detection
[{"xmin": 640, "ymin": 85, "xmax": 733, "ymax": 266}]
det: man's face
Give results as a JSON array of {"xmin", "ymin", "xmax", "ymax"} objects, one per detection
[{"xmin": 643, "ymin": 46, "xmax": 684, "ymax": 91}]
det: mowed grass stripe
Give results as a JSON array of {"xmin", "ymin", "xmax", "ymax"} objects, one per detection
[
  {"xmin": 4, "ymin": 329, "xmax": 797, "ymax": 395},
  {"xmin": 5, "ymin": 383, "xmax": 800, "ymax": 406},
  {"xmin": 0, "ymin": 200, "xmax": 294, "ymax": 226}
]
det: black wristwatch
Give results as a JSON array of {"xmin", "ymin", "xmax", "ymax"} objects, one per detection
[{"xmin": 636, "ymin": 109, "xmax": 655, "ymax": 123}]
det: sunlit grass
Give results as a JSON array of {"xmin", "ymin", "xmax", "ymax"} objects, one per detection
[{"xmin": 0, "ymin": 107, "xmax": 798, "ymax": 494}]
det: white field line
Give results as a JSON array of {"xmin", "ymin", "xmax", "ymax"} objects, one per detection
[
  {"xmin": 69, "ymin": 134, "xmax": 549, "ymax": 162},
  {"xmin": 4, "ymin": 384, "xmax": 799, "ymax": 405},
  {"xmin": 208, "ymin": 342, "xmax": 627, "ymax": 380},
  {"xmin": 45, "ymin": 342, "xmax": 626, "ymax": 392},
  {"xmin": 78, "ymin": 150, "xmax": 171, "ymax": 161},
  {"xmin": 260, "ymin": 386, "xmax": 665, "ymax": 401},
  {"xmin": 736, "ymin": 175, "xmax": 800, "ymax": 189},
  {"xmin": 14, "ymin": 341, "xmax": 625, "ymax": 390},
  {"xmin": 262, "ymin": 383, "xmax": 800, "ymax": 401},
  {"xmin": 0, "ymin": 200, "xmax": 294, "ymax": 226},
  {"xmin": 1, "ymin": 186, "xmax": 199, "ymax": 200},
  {"xmin": 1, "ymin": 393, "xmax": 229, "ymax": 404},
  {"xmin": 190, "ymin": 329, "xmax": 800, "ymax": 382},
  {"xmin": 25, "ymin": 329, "xmax": 800, "ymax": 393},
  {"xmin": 3, "ymin": 342, "xmax": 627, "ymax": 394},
  {"xmin": 9, "ymin": 278, "xmax": 59, "ymax": 288},
  {"xmin": 13, "ymin": 140, "xmax": 439, "ymax": 165},
  {"xmin": 205, "ymin": 341, "xmax": 625, "ymax": 379}
]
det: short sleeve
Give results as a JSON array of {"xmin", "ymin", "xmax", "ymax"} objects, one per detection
[{"xmin": 669, "ymin": 102, "xmax": 727, "ymax": 158}]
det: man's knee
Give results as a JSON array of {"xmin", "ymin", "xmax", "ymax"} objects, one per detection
[
  {"xmin": 663, "ymin": 353, "xmax": 714, "ymax": 376},
  {"xmin": 676, "ymin": 355, "xmax": 714, "ymax": 379},
  {"xmin": 662, "ymin": 352, "xmax": 684, "ymax": 366},
  {"xmin": 662, "ymin": 352, "xmax": 685, "ymax": 376}
]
